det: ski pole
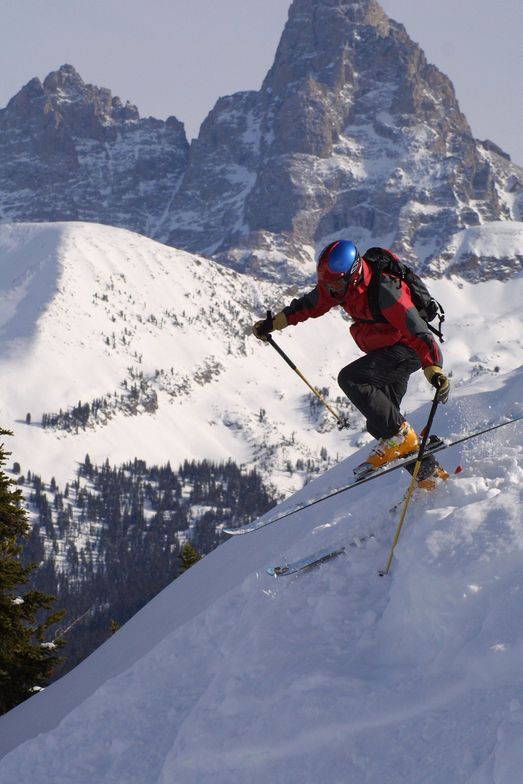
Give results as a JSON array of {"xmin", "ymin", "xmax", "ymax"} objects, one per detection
[
  {"xmin": 379, "ymin": 391, "xmax": 440, "ymax": 577},
  {"xmin": 264, "ymin": 315, "xmax": 350, "ymax": 430}
]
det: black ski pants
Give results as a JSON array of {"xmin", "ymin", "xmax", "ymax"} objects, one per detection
[{"xmin": 338, "ymin": 344, "xmax": 421, "ymax": 440}]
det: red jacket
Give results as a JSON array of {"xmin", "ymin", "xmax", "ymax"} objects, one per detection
[{"xmin": 283, "ymin": 256, "xmax": 443, "ymax": 368}]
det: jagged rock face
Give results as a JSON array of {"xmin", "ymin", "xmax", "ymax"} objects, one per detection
[
  {"xmin": 165, "ymin": 0, "xmax": 523, "ymax": 281},
  {"xmin": 0, "ymin": 65, "xmax": 189, "ymax": 236},
  {"xmin": 1, "ymin": 4, "xmax": 522, "ymax": 283}
]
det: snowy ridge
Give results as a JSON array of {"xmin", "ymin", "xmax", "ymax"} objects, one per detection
[
  {"xmin": 0, "ymin": 221, "xmax": 360, "ymax": 495},
  {"xmin": 0, "ymin": 365, "xmax": 522, "ymax": 782},
  {"xmin": 1, "ymin": 220, "xmax": 522, "ymax": 499}
]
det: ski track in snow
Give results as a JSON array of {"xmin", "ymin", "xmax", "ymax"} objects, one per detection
[{"xmin": 0, "ymin": 222, "xmax": 522, "ymax": 783}]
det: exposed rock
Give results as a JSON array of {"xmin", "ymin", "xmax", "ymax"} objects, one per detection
[
  {"xmin": 1, "ymin": 2, "xmax": 522, "ymax": 284},
  {"xmin": 164, "ymin": 0, "xmax": 523, "ymax": 282},
  {"xmin": 0, "ymin": 64, "xmax": 189, "ymax": 234}
]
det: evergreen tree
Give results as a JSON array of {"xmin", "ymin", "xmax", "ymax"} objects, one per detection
[
  {"xmin": 179, "ymin": 542, "xmax": 202, "ymax": 574},
  {"xmin": 0, "ymin": 429, "xmax": 65, "ymax": 715}
]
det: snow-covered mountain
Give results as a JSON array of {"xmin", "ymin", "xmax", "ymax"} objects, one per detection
[
  {"xmin": 1, "ymin": 1, "xmax": 522, "ymax": 283},
  {"xmin": 1, "ymin": 1, "xmax": 522, "ymax": 772},
  {"xmin": 0, "ymin": 357, "xmax": 521, "ymax": 782},
  {"xmin": 0, "ymin": 65, "xmax": 189, "ymax": 237},
  {"xmin": 0, "ymin": 218, "xmax": 522, "ymax": 780},
  {"xmin": 2, "ymin": 219, "xmax": 522, "ymax": 497},
  {"xmin": 0, "ymin": 220, "xmax": 361, "ymax": 496},
  {"xmin": 2, "ymin": 217, "xmax": 522, "ymax": 683},
  {"xmin": 167, "ymin": 0, "xmax": 523, "ymax": 282}
]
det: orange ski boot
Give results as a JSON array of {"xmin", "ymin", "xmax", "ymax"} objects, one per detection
[
  {"xmin": 354, "ymin": 421, "xmax": 419, "ymax": 478},
  {"xmin": 417, "ymin": 464, "xmax": 450, "ymax": 491}
]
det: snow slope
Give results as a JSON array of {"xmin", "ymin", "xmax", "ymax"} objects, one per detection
[
  {"xmin": 0, "ymin": 221, "xmax": 361, "ymax": 495},
  {"xmin": 0, "ymin": 363, "xmax": 522, "ymax": 782},
  {"xmin": 0, "ymin": 220, "xmax": 522, "ymax": 782},
  {"xmin": 0, "ymin": 220, "xmax": 522, "ymax": 499}
]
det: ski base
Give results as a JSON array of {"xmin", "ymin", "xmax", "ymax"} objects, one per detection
[{"xmin": 266, "ymin": 546, "xmax": 346, "ymax": 577}]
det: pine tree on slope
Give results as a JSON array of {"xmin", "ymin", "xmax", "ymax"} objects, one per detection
[
  {"xmin": 0, "ymin": 429, "xmax": 65, "ymax": 715},
  {"xmin": 179, "ymin": 541, "xmax": 202, "ymax": 574}
]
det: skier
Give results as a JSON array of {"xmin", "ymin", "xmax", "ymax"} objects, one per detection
[{"xmin": 252, "ymin": 240, "xmax": 450, "ymax": 488}]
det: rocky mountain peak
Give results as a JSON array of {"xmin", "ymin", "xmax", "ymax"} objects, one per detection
[
  {"xmin": 44, "ymin": 64, "xmax": 140, "ymax": 125},
  {"xmin": 257, "ymin": 0, "xmax": 470, "ymax": 160},
  {"xmin": 6, "ymin": 64, "xmax": 140, "ymax": 132},
  {"xmin": 0, "ymin": 1, "xmax": 521, "ymax": 283},
  {"xmin": 0, "ymin": 65, "xmax": 188, "ymax": 233},
  {"xmin": 165, "ymin": 0, "xmax": 522, "ymax": 281},
  {"xmin": 264, "ymin": 0, "xmax": 390, "ymax": 93},
  {"xmin": 42, "ymin": 63, "xmax": 85, "ymax": 92}
]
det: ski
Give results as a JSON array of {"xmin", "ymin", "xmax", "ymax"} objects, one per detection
[
  {"xmin": 224, "ymin": 436, "xmax": 444, "ymax": 535},
  {"xmin": 266, "ymin": 545, "xmax": 346, "ymax": 577},
  {"xmin": 223, "ymin": 414, "xmax": 523, "ymax": 536}
]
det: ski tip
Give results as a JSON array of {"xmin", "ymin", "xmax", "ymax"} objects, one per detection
[
  {"xmin": 223, "ymin": 526, "xmax": 250, "ymax": 535},
  {"xmin": 266, "ymin": 565, "xmax": 288, "ymax": 577},
  {"xmin": 455, "ymin": 464, "xmax": 463, "ymax": 474}
]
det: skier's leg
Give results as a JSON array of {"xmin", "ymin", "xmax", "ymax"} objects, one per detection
[
  {"xmin": 338, "ymin": 345, "xmax": 420, "ymax": 439},
  {"xmin": 339, "ymin": 346, "xmax": 448, "ymax": 481}
]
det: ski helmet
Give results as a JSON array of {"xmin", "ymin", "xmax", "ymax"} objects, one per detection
[{"xmin": 317, "ymin": 240, "xmax": 361, "ymax": 297}]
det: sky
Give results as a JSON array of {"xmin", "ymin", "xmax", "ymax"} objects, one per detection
[{"xmin": 0, "ymin": 0, "xmax": 522, "ymax": 165}]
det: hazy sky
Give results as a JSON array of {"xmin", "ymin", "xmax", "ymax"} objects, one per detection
[{"xmin": 1, "ymin": 0, "xmax": 522, "ymax": 165}]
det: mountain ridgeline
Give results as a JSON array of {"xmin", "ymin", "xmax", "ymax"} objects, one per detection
[{"xmin": 0, "ymin": 0, "xmax": 521, "ymax": 282}]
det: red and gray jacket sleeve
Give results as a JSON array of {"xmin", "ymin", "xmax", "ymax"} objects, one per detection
[
  {"xmin": 378, "ymin": 275, "xmax": 443, "ymax": 368},
  {"xmin": 282, "ymin": 285, "xmax": 334, "ymax": 324}
]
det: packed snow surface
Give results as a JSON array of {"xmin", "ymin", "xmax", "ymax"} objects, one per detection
[
  {"xmin": 0, "ymin": 221, "xmax": 522, "ymax": 783},
  {"xmin": 0, "ymin": 368, "xmax": 522, "ymax": 783}
]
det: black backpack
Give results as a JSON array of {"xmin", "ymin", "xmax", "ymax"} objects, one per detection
[{"xmin": 364, "ymin": 247, "xmax": 445, "ymax": 343}]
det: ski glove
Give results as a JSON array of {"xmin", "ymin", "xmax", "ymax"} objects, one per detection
[
  {"xmin": 424, "ymin": 366, "xmax": 450, "ymax": 403},
  {"xmin": 252, "ymin": 311, "xmax": 288, "ymax": 341}
]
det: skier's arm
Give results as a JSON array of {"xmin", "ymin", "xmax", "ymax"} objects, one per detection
[
  {"xmin": 378, "ymin": 276, "xmax": 443, "ymax": 368},
  {"xmin": 253, "ymin": 285, "xmax": 335, "ymax": 340},
  {"xmin": 282, "ymin": 285, "xmax": 335, "ymax": 325},
  {"xmin": 379, "ymin": 278, "xmax": 449, "ymax": 401}
]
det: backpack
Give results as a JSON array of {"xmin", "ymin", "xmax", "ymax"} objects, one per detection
[{"xmin": 364, "ymin": 247, "xmax": 445, "ymax": 343}]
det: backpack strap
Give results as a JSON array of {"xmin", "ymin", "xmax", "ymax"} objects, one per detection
[
  {"xmin": 364, "ymin": 248, "xmax": 446, "ymax": 343},
  {"xmin": 364, "ymin": 248, "xmax": 400, "ymax": 323},
  {"xmin": 425, "ymin": 300, "xmax": 446, "ymax": 343}
]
